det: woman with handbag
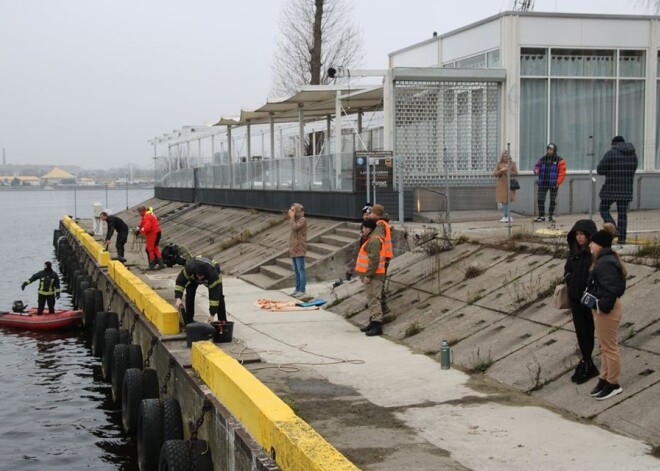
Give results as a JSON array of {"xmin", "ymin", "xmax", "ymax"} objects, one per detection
[
  {"xmin": 586, "ymin": 223, "xmax": 627, "ymax": 400},
  {"xmin": 493, "ymin": 150, "xmax": 518, "ymax": 223},
  {"xmin": 564, "ymin": 219, "xmax": 598, "ymax": 384}
]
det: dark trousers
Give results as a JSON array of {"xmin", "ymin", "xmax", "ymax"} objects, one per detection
[
  {"xmin": 184, "ymin": 283, "xmax": 226, "ymax": 324},
  {"xmin": 116, "ymin": 231, "xmax": 128, "ymax": 258},
  {"xmin": 37, "ymin": 294, "xmax": 56, "ymax": 315},
  {"xmin": 599, "ymin": 199, "xmax": 629, "ymax": 243},
  {"xmin": 537, "ymin": 185, "xmax": 558, "ymax": 217},
  {"xmin": 569, "ymin": 297, "xmax": 595, "ymax": 361}
]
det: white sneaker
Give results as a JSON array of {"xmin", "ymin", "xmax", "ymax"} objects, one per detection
[
  {"xmin": 507, "ymin": 216, "xmax": 513, "ymax": 222},
  {"xmin": 499, "ymin": 217, "xmax": 507, "ymax": 222},
  {"xmin": 289, "ymin": 290, "xmax": 299, "ymax": 297}
]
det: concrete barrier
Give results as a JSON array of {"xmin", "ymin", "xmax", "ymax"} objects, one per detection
[{"xmin": 192, "ymin": 341, "xmax": 358, "ymax": 471}]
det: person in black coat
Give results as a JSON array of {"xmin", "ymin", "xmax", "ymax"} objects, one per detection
[
  {"xmin": 174, "ymin": 256, "xmax": 226, "ymax": 325},
  {"xmin": 564, "ymin": 219, "xmax": 598, "ymax": 384},
  {"xmin": 597, "ymin": 136, "xmax": 638, "ymax": 244},
  {"xmin": 586, "ymin": 223, "xmax": 627, "ymax": 400},
  {"xmin": 100, "ymin": 211, "xmax": 129, "ymax": 263},
  {"xmin": 21, "ymin": 261, "xmax": 61, "ymax": 315}
]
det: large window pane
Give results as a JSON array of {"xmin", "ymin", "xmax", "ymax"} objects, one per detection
[
  {"xmin": 520, "ymin": 79, "xmax": 547, "ymax": 170},
  {"xmin": 550, "ymin": 79, "xmax": 615, "ymax": 169},
  {"xmin": 618, "ymin": 80, "xmax": 645, "ymax": 163},
  {"xmin": 656, "ymin": 81, "xmax": 660, "ymax": 167},
  {"xmin": 487, "ymin": 50, "xmax": 500, "ymax": 68},
  {"xmin": 619, "ymin": 50, "xmax": 645, "ymax": 78},
  {"xmin": 521, "ymin": 48, "xmax": 547, "ymax": 76},
  {"xmin": 457, "ymin": 54, "xmax": 486, "ymax": 69},
  {"xmin": 551, "ymin": 49, "xmax": 615, "ymax": 77}
]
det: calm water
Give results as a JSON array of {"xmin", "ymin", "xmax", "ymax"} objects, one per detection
[{"xmin": 0, "ymin": 188, "xmax": 152, "ymax": 470}]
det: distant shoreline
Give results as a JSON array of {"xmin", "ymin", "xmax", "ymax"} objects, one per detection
[{"xmin": 0, "ymin": 185, "xmax": 154, "ymax": 191}]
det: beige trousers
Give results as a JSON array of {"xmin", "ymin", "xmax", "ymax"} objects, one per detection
[
  {"xmin": 363, "ymin": 278, "xmax": 384, "ymax": 323},
  {"xmin": 593, "ymin": 298, "xmax": 623, "ymax": 384}
]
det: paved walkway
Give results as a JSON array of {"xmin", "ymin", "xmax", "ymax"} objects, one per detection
[{"xmin": 214, "ymin": 276, "xmax": 659, "ymax": 471}]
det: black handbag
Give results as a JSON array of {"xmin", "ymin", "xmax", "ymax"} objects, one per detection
[{"xmin": 509, "ymin": 178, "xmax": 520, "ymax": 191}]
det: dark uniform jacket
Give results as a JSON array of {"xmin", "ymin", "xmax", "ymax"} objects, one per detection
[
  {"xmin": 174, "ymin": 256, "xmax": 223, "ymax": 315},
  {"xmin": 597, "ymin": 142, "xmax": 638, "ymax": 202},
  {"xmin": 564, "ymin": 219, "xmax": 597, "ymax": 300},
  {"xmin": 105, "ymin": 215, "xmax": 129, "ymax": 240},
  {"xmin": 586, "ymin": 248, "xmax": 626, "ymax": 313},
  {"xmin": 25, "ymin": 268, "xmax": 61, "ymax": 296}
]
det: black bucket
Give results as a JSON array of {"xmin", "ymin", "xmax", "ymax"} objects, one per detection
[{"xmin": 211, "ymin": 321, "xmax": 234, "ymax": 343}]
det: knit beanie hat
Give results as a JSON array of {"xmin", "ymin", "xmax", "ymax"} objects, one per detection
[
  {"xmin": 371, "ymin": 204, "xmax": 385, "ymax": 217},
  {"xmin": 44, "ymin": 261, "xmax": 52, "ymax": 270},
  {"xmin": 361, "ymin": 219, "xmax": 377, "ymax": 230},
  {"xmin": 591, "ymin": 223, "xmax": 616, "ymax": 248},
  {"xmin": 611, "ymin": 135, "xmax": 625, "ymax": 145}
]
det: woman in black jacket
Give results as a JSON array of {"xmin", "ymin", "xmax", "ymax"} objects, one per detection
[
  {"xmin": 564, "ymin": 219, "xmax": 598, "ymax": 384},
  {"xmin": 586, "ymin": 223, "xmax": 627, "ymax": 400}
]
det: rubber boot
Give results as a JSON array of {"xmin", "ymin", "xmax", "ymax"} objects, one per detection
[
  {"xmin": 360, "ymin": 318, "xmax": 374, "ymax": 332},
  {"xmin": 365, "ymin": 321, "xmax": 383, "ymax": 337},
  {"xmin": 157, "ymin": 257, "xmax": 165, "ymax": 270},
  {"xmin": 146, "ymin": 259, "xmax": 157, "ymax": 271}
]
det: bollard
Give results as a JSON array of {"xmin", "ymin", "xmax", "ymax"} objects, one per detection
[{"xmin": 440, "ymin": 339, "xmax": 452, "ymax": 370}]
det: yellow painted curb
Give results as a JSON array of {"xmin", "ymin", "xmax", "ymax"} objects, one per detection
[{"xmin": 192, "ymin": 342, "xmax": 358, "ymax": 471}]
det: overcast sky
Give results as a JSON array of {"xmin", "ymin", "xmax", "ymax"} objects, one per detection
[{"xmin": 0, "ymin": 0, "xmax": 650, "ymax": 170}]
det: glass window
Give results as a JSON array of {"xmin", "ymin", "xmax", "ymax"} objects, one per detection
[
  {"xmin": 487, "ymin": 50, "xmax": 500, "ymax": 68},
  {"xmin": 619, "ymin": 50, "xmax": 645, "ymax": 78},
  {"xmin": 457, "ymin": 54, "xmax": 486, "ymax": 69},
  {"xmin": 442, "ymin": 62, "xmax": 456, "ymax": 68},
  {"xmin": 520, "ymin": 79, "xmax": 548, "ymax": 170},
  {"xmin": 550, "ymin": 79, "xmax": 615, "ymax": 169},
  {"xmin": 618, "ymin": 81, "xmax": 645, "ymax": 153},
  {"xmin": 521, "ymin": 48, "xmax": 547, "ymax": 76},
  {"xmin": 551, "ymin": 49, "xmax": 615, "ymax": 77},
  {"xmin": 656, "ymin": 81, "xmax": 660, "ymax": 167}
]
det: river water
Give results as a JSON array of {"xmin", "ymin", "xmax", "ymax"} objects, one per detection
[{"xmin": 0, "ymin": 188, "xmax": 152, "ymax": 470}]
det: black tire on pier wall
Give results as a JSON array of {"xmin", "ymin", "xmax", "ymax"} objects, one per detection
[
  {"xmin": 142, "ymin": 368, "xmax": 160, "ymax": 399},
  {"xmin": 112, "ymin": 344, "xmax": 130, "ymax": 404},
  {"xmin": 92, "ymin": 311, "xmax": 110, "ymax": 357},
  {"xmin": 106, "ymin": 312, "xmax": 119, "ymax": 329},
  {"xmin": 102, "ymin": 328, "xmax": 120, "ymax": 381},
  {"xmin": 83, "ymin": 288, "xmax": 97, "ymax": 329},
  {"xmin": 158, "ymin": 439, "xmax": 213, "ymax": 471},
  {"xmin": 77, "ymin": 281, "xmax": 90, "ymax": 309},
  {"xmin": 118, "ymin": 329, "xmax": 130, "ymax": 345},
  {"xmin": 129, "ymin": 344, "xmax": 143, "ymax": 369},
  {"xmin": 122, "ymin": 368, "xmax": 143, "ymax": 435},
  {"xmin": 70, "ymin": 270, "xmax": 82, "ymax": 292},
  {"xmin": 162, "ymin": 398, "xmax": 184, "ymax": 442},
  {"xmin": 53, "ymin": 229, "xmax": 61, "ymax": 248},
  {"xmin": 138, "ymin": 398, "xmax": 164, "ymax": 471},
  {"xmin": 73, "ymin": 274, "xmax": 85, "ymax": 304}
]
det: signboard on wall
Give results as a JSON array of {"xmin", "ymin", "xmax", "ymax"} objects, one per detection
[{"xmin": 354, "ymin": 150, "xmax": 394, "ymax": 192}]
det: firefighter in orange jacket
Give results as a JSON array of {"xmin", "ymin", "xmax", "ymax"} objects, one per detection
[
  {"xmin": 356, "ymin": 219, "xmax": 386, "ymax": 337},
  {"xmin": 369, "ymin": 204, "xmax": 393, "ymax": 313},
  {"xmin": 138, "ymin": 206, "xmax": 164, "ymax": 270}
]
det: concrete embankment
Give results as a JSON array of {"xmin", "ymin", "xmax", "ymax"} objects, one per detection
[
  {"xmin": 59, "ymin": 215, "xmax": 357, "ymax": 471},
  {"xmin": 67, "ymin": 200, "xmax": 660, "ymax": 470}
]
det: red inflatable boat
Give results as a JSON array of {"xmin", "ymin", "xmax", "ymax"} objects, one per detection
[{"xmin": 0, "ymin": 308, "xmax": 83, "ymax": 331}]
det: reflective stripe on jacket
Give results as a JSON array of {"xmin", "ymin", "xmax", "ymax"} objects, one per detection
[
  {"xmin": 355, "ymin": 236, "xmax": 385, "ymax": 276},
  {"xmin": 26, "ymin": 269, "xmax": 60, "ymax": 296}
]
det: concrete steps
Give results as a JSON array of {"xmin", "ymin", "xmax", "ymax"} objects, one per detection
[{"xmin": 240, "ymin": 222, "xmax": 359, "ymax": 290}]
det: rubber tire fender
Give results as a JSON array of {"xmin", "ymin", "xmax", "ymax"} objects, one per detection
[
  {"xmin": 162, "ymin": 398, "xmax": 184, "ymax": 442},
  {"xmin": 111, "ymin": 344, "xmax": 130, "ymax": 404},
  {"xmin": 129, "ymin": 344, "xmax": 143, "ymax": 369},
  {"xmin": 158, "ymin": 439, "xmax": 213, "ymax": 471},
  {"xmin": 118, "ymin": 328, "xmax": 130, "ymax": 345},
  {"xmin": 82, "ymin": 288, "xmax": 97, "ymax": 329},
  {"xmin": 102, "ymin": 328, "xmax": 120, "ymax": 381},
  {"xmin": 92, "ymin": 311, "xmax": 109, "ymax": 357},
  {"xmin": 142, "ymin": 368, "xmax": 160, "ymax": 399},
  {"xmin": 138, "ymin": 398, "xmax": 163, "ymax": 471},
  {"xmin": 77, "ymin": 281, "xmax": 90, "ymax": 309},
  {"xmin": 122, "ymin": 368, "xmax": 143, "ymax": 435}
]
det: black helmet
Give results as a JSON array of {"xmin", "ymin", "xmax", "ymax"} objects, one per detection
[{"xmin": 12, "ymin": 300, "xmax": 26, "ymax": 313}]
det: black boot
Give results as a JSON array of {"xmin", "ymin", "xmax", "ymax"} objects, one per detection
[
  {"xmin": 571, "ymin": 360, "xmax": 586, "ymax": 383},
  {"xmin": 365, "ymin": 321, "xmax": 383, "ymax": 337},
  {"xmin": 146, "ymin": 259, "xmax": 157, "ymax": 271},
  {"xmin": 360, "ymin": 319, "xmax": 374, "ymax": 332},
  {"xmin": 157, "ymin": 257, "xmax": 165, "ymax": 270},
  {"xmin": 575, "ymin": 360, "xmax": 599, "ymax": 385}
]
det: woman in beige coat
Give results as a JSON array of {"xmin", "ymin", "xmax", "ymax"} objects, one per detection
[{"xmin": 493, "ymin": 150, "xmax": 518, "ymax": 222}]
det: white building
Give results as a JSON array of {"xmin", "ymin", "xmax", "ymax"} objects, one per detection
[{"xmin": 387, "ymin": 11, "xmax": 660, "ymax": 213}]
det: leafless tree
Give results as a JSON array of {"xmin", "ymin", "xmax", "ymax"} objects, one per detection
[
  {"xmin": 271, "ymin": 0, "xmax": 364, "ymax": 97},
  {"xmin": 636, "ymin": 0, "xmax": 660, "ymax": 12}
]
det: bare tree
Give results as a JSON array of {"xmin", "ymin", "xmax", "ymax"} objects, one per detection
[
  {"xmin": 271, "ymin": 0, "xmax": 364, "ymax": 97},
  {"xmin": 636, "ymin": 0, "xmax": 660, "ymax": 12}
]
